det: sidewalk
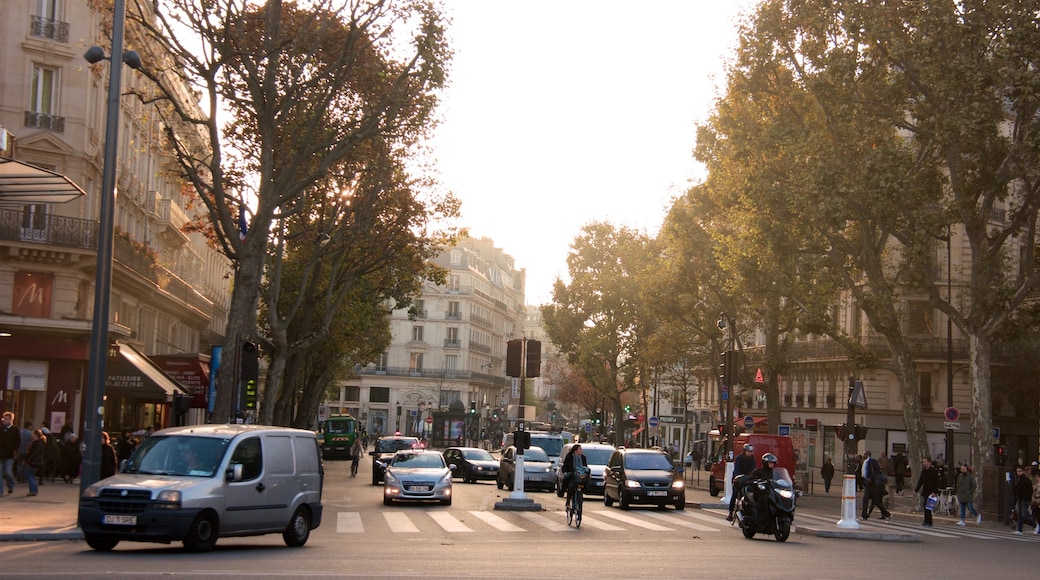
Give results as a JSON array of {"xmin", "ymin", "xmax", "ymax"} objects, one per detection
[{"xmin": 0, "ymin": 478, "xmax": 83, "ymax": 541}]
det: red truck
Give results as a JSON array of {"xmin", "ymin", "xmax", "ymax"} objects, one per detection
[{"xmin": 706, "ymin": 432, "xmax": 796, "ymax": 496}]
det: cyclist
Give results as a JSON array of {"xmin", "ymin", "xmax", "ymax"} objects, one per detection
[
  {"xmin": 561, "ymin": 444, "xmax": 589, "ymax": 513},
  {"xmin": 350, "ymin": 439, "xmax": 363, "ymax": 478}
]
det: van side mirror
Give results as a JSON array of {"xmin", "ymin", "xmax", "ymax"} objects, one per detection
[{"xmin": 227, "ymin": 463, "xmax": 244, "ymax": 482}]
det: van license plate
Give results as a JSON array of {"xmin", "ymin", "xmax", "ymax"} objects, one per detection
[
  {"xmin": 103, "ymin": 515, "xmax": 137, "ymax": 525},
  {"xmin": 647, "ymin": 491, "xmax": 668, "ymax": 497}
]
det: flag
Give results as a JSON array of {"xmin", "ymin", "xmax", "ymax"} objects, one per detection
[{"xmin": 238, "ymin": 205, "xmax": 248, "ymax": 241}]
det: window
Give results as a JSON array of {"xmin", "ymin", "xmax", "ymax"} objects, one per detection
[
  {"xmin": 230, "ymin": 437, "xmax": 263, "ymax": 481},
  {"xmin": 345, "ymin": 386, "xmax": 360, "ymax": 402},
  {"xmin": 447, "ymin": 301, "xmax": 461, "ymax": 320},
  {"xmin": 446, "ymin": 327, "xmax": 459, "ymax": 343},
  {"xmin": 20, "ymin": 204, "xmax": 48, "ymax": 241},
  {"xmin": 445, "ymin": 355, "xmax": 457, "ymax": 372},
  {"xmin": 448, "ymin": 274, "xmax": 460, "ymax": 291},
  {"xmin": 30, "ymin": 65, "xmax": 57, "ymax": 115},
  {"xmin": 370, "ymin": 386, "xmax": 390, "ymax": 403},
  {"xmin": 450, "ymin": 250, "xmax": 461, "ymax": 265},
  {"xmin": 31, "ymin": 0, "xmax": 69, "ymax": 43},
  {"xmin": 376, "ymin": 352, "xmax": 388, "ymax": 371},
  {"xmin": 411, "ymin": 325, "xmax": 424, "ymax": 342},
  {"xmin": 907, "ymin": 301, "xmax": 934, "ymax": 335},
  {"xmin": 409, "ymin": 353, "xmax": 423, "ymax": 373}
]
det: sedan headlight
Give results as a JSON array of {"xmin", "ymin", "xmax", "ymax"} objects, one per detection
[
  {"xmin": 384, "ymin": 472, "xmax": 399, "ymax": 485},
  {"xmin": 439, "ymin": 472, "xmax": 453, "ymax": 486}
]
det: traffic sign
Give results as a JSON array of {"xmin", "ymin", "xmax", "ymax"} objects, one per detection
[
  {"xmin": 743, "ymin": 416, "xmax": 755, "ymax": 430},
  {"xmin": 425, "ymin": 416, "xmax": 433, "ymax": 424},
  {"xmin": 755, "ymin": 368, "xmax": 764, "ymax": 383},
  {"xmin": 944, "ymin": 407, "xmax": 959, "ymax": 422},
  {"xmin": 584, "ymin": 423, "xmax": 592, "ymax": 433},
  {"xmin": 778, "ymin": 425, "xmax": 791, "ymax": 436},
  {"xmin": 648, "ymin": 416, "xmax": 660, "ymax": 427},
  {"xmin": 992, "ymin": 427, "xmax": 1000, "ymax": 440},
  {"xmin": 944, "ymin": 421, "xmax": 960, "ymax": 430}
]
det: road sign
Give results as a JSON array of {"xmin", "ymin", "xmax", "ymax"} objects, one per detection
[
  {"xmin": 851, "ymin": 381, "xmax": 868, "ymax": 409},
  {"xmin": 778, "ymin": 425, "xmax": 791, "ymax": 436},
  {"xmin": 648, "ymin": 416, "xmax": 660, "ymax": 428},
  {"xmin": 944, "ymin": 407, "xmax": 959, "ymax": 422},
  {"xmin": 584, "ymin": 423, "xmax": 592, "ymax": 433},
  {"xmin": 743, "ymin": 416, "xmax": 755, "ymax": 430},
  {"xmin": 992, "ymin": 427, "xmax": 1000, "ymax": 440},
  {"xmin": 755, "ymin": 368, "xmax": 764, "ymax": 383},
  {"xmin": 944, "ymin": 421, "xmax": 960, "ymax": 430},
  {"xmin": 425, "ymin": 416, "xmax": 433, "ymax": 424}
]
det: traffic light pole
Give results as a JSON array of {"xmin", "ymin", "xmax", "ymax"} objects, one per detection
[
  {"xmin": 837, "ymin": 373, "xmax": 861, "ymax": 529},
  {"xmin": 496, "ymin": 337, "xmax": 541, "ymax": 511}
]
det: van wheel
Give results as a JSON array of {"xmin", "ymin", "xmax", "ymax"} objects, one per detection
[
  {"xmin": 603, "ymin": 492, "xmax": 614, "ymax": 507},
  {"xmin": 674, "ymin": 500, "xmax": 686, "ymax": 511},
  {"xmin": 182, "ymin": 512, "xmax": 219, "ymax": 552},
  {"xmin": 708, "ymin": 476, "xmax": 720, "ymax": 497},
  {"xmin": 283, "ymin": 507, "xmax": 311, "ymax": 547},
  {"xmin": 85, "ymin": 535, "xmax": 119, "ymax": 551},
  {"xmin": 618, "ymin": 492, "xmax": 630, "ymax": 510}
]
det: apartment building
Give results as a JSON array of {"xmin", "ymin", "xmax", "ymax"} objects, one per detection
[
  {"xmin": 0, "ymin": 1, "xmax": 230, "ymax": 434},
  {"xmin": 324, "ymin": 237, "xmax": 525, "ymax": 446}
]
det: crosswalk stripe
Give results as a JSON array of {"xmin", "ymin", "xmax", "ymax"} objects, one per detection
[
  {"xmin": 641, "ymin": 511, "xmax": 720, "ymax": 531},
  {"xmin": 428, "ymin": 511, "xmax": 473, "ymax": 532},
  {"xmin": 337, "ymin": 511, "xmax": 364, "ymax": 533},
  {"xmin": 570, "ymin": 515, "xmax": 625, "ymax": 531},
  {"xmin": 516, "ymin": 511, "xmax": 571, "ymax": 531},
  {"xmin": 794, "ymin": 512, "xmax": 959, "ymax": 538},
  {"xmin": 682, "ymin": 510, "xmax": 730, "ymax": 525},
  {"xmin": 469, "ymin": 511, "xmax": 525, "ymax": 532},
  {"xmin": 383, "ymin": 511, "xmax": 419, "ymax": 533},
  {"xmin": 589, "ymin": 510, "xmax": 675, "ymax": 531}
]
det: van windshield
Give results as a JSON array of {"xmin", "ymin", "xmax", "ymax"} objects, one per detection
[
  {"xmin": 123, "ymin": 435, "xmax": 230, "ymax": 477},
  {"xmin": 531, "ymin": 436, "xmax": 563, "ymax": 457}
]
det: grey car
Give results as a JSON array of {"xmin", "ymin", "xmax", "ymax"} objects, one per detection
[
  {"xmin": 497, "ymin": 446, "xmax": 555, "ymax": 492},
  {"xmin": 382, "ymin": 450, "xmax": 455, "ymax": 506}
]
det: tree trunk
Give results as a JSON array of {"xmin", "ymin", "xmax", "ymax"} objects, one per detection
[
  {"xmin": 968, "ymin": 334, "xmax": 995, "ymax": 507},
  {"xmin": 212, "ymin": 241, "xmax": 265, "ymax": 423}
]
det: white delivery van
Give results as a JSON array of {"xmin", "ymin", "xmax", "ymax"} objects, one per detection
[
  {"xmin": 78, "ymin": 425, "xmax": 324, "ymax": 552},
  {"xmin": 501, "ymin": 431, "xmax": 565, "ymax": 469}
]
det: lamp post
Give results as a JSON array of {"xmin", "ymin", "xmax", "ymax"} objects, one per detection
[
  {"xmin": 946, "ymin": 228, "xmax": 954, "ymax": 481},
  {"xmin": 79, "ymin": 0, "xmax": 141, "ymax": 497},
  {"xmin": 837, "ymin": 374, "xmax": 861, "ymax": 529}
]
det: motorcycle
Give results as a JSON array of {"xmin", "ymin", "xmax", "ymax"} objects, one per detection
[{"xmin": 735, "ymin": 466, "xmax": 796, "ymax": 542}]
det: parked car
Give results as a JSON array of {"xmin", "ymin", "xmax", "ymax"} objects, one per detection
[
  {"xmin": 78, "ymin": 425, "xmax": 324, "ymax": 552},
  {"xmin": 555, "ymin": 443, "xmax": 615, "ymax": 496},
  {"xmin": 443, "ymin": 447, "xmax": 499, "ymax": 483},
  {"xmin": 603, "ymin": 447, "xmax": 685, "ymax": 510},
  {"xmin": 382, "ymin": 449, "xmax": 454, "ymax": 506},
  {"xmin": 370, "ymin": 436, "xmax": 421, "ymax": 486},
  {"xmin": 496, "ymin": 446, "xmax": 555, "ymax": 492}
]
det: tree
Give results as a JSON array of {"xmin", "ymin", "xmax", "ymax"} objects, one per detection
[
  {"xmin": 127, "ymin": 0, "xmax": 450, "ymax": 422},
  {"xmin": 542, "ymin": 223, "xmax": 656, "ymax": 446}
]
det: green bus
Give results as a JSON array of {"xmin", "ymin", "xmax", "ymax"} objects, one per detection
[{"xmin": 320, "ymin": 414, "xmax": 359, "ymax": 459}]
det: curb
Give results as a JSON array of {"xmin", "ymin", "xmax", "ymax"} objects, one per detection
[
  {"xmin": 0, "ymin": 527, "xmax": 83, "ymax": 542},
  {"xmin": 798, "ymin": 525, "xmax": 920, "ymax": 542}
]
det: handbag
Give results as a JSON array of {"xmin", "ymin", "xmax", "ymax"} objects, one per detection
[{"xmin": 925, "ymin": 493, "xmax": 938, "ymax": 511}]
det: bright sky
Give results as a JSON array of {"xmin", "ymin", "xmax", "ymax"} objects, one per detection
[{"xmin": 431, "ymin": 1, "xmax": 757, "ymax": 305}]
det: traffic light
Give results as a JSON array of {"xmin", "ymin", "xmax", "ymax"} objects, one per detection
[
  {"xmin": 515, "ymin": 430, "xmax": 530, "ymax": 450},
  {"xmin": 525, "ymin": 339, "xmax": 541, "ymax": 377},
  {"xmin": 241, "ymin": 341, "xmax": 259, "ymax": 381},
  {"xmin": 244, "ymin": 379, "xmax": 258, "ymax": 410},
  {"xmin": 624, "ymin": 405, "xmax": 631, "ymax": 413},
  {"xmin": 469, "ymin": 401, "xmax": 476, "ymax": 414},
  {"xmin": 506, "ymin": 339, "xmax": 522, "ymax": 377}
]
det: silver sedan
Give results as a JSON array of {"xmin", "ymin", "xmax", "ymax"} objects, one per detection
[{"xmin": 382, "ymin": 450, "xmax": 455, "ymax": 506}]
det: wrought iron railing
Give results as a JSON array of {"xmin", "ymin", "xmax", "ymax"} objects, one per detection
[{"xmin": 30, "ymin": 16, "xmax": 69, "ymax": 43}]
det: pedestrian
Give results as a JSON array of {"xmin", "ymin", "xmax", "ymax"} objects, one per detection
[
  {"xmin": 879, "ymin": 451, "xmax": 891, "ymax": 482},
  {"xmin": 855, "ymin": 454, "xmax": 864, "ymax": 491},
  {"xmin": 17, "ymin": 420, "xmax": 33, "ymax": 483},
  {"xmin": 915, "ymin": 457, "xmax": 940, "ymax": 527},
  {"xmin": 0, "ymin": 412, "xmax": 20, "ymax": 496},
  {"xmin": 41, "ymin": 421, "xmax": 60, "ymax": 484},
  {"xmin": 1012, "ymin": 464, "xmax": 1037, "ymax": 535},
  {"xmin": 350, "ymin": 438, "xmax": 363, "ymax": 477},
  {"xmin": 1031, "ymin": 472, "xmax": 1040, "ymax": 532},
  {"xmin": 861, "ymin": 450, "xmax": 891, "ymax": 521},
  {"xmin": 821, "ymin": 456, "xmax": 835, "ymax": 493},
  {"xmin": 22, "ymin": 429, "xmax": 47, "ymax": 496},
  {"xmin": 100, "ymin": 431, "xmax": 118, "ymax": 480},
  {"xmin": 117, "ymin": 430, "xmax": 136, "ymax": 466},
  {"xmin": 59, "ymin": 432, "xmax": 82, "ymax": 483},
  {"xmin": 893, "ymin": 452, "xmax": 907, "ymax": 494},
  {"xmin": 955, "ymin": 463, "xmax": 980, "ymax": 526}
]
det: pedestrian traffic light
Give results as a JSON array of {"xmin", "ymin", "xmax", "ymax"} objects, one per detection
[{"xmin": 241, "ymin": 341, "xmax": 259, "ymax": 381}]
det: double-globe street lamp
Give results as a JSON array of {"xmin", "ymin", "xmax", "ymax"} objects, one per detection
[{"xmin": 80, "ymin": 0, "xmax": 141, "ymax": 495}]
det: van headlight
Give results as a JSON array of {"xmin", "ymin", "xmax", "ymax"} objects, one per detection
[
  {"xmin": 155, "ymin": 490, "xmax": 183, "ymax": 509},
  {"xmin": 81, "ymin": 484, "xmax": 101, "ymax": 499},
  {"xmin": 671, "ymin": 480, "xmax": 685, "ymax": 490}
]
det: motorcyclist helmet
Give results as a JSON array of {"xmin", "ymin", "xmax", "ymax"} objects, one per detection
[
  {"xmin": 743, "ymin": 444, "xmax": 754, "ymax": 452},
  {"xmin": 762, "ymin": 453, "xmax": 778, "ymax": 464}
]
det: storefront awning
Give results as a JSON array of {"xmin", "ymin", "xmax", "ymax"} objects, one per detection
[
  {"xmin": 0, "ymin": 158, "xmax": 87, "ymax": 205},
  {"xmin": 105, "ymin": 342, "xmax": 189, "ymax": 400}
]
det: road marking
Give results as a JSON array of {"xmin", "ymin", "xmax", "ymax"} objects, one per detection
[
  {"xmin": 469, "ymin": 511, "xmax": 525, "ymax": 532},
  {"xmin": 680, "ymin": 510, "xmax": 729, "ymax": 525},
  {"xmin": 641, "ymin": 511, "xmax": 720, "ymax": 531},
  {"xmin": 383, "ymin": 511, "xmax": 419, "ymax": 533},
  {"xmin": 570, "ymin": 515, "xmax": 625, "ymax": 531},
  {"xmin": 516, "ymin": 511, "xmax": 571, "ymax": 531},
  {"xmin": 590, "ymin": 510, "xmax": 675, "ymax": 531},
  {"xmin": 336, "ymin": 511, "xmax": 364, "ymax": 533},
  {"xmin": 428, "ymin": 511, "xmax": 473, "ymax": 532}
]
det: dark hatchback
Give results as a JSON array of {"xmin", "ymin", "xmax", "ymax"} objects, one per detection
[
  {"xmin": 443, "ymin": 447, "xmax": 499, "ymax": 483},
  {"xmin": 603, "ymin": 447, "xmax": 685, "ymax": 510},
  {"xmin": 370, "ymin": 436, "xmax": 420, "ymax": 485}
]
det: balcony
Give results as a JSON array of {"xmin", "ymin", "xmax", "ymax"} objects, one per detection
[
  {"xmin": 24, "ymin": 111, "xmax": 65, "ymax": 133},
  {"xmin": 30, "ymin": 16, "xmax": 69, "ymax": 43},
  {"xmin": 0, "ymin": 208, "xmax": 95, "ymax": 248},
  {"xmin": 147, "ymin": 191, "xmax": 190, "ymax": 246},
  {"xmin": 445, "ymin": 311, "xmax": 461, "ymax": 320},
  {"xmin": 443, "ymin": 339, "xmax": 461, "ymax": 349}
]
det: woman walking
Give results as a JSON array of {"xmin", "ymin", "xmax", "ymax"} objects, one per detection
[{"xmin": 955, "ymin": 464, "xmax": 980, "ymax": 526}]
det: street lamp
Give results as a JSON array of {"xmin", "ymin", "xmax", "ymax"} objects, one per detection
[{"xmin": 79, "ymin": 0, "xmax": 141, "ymax": 496}]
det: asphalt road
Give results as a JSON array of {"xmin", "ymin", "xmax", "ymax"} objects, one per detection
[{"xmin": 0, "ymin": 456, "xmax": 1034, "ymax": 578}]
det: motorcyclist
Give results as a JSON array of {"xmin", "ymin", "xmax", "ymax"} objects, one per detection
[
  {"xmin": 727, "ymin": 443, "xmax": 757, "ymax": 521},
  {"xmin": 745, "ymin": 453, "xmax": 779, "ymax": 521}
]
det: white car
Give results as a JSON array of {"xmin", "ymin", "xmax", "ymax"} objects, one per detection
[{"xmin": 382, "ymin": 450, "xmax": 455, "ymax": 506}]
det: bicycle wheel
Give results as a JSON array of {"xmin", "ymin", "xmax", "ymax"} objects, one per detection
[
  {"xmin": 565, "ymin": 498, "xmax": 573, "ymax": 525},
  {"xmin": 574, "ymin": 490, "xmax": 583, "ymax": 528}
]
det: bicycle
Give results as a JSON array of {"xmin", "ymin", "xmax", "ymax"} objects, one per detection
[
  {"xmin": 935, "ymin": 487, "xmax": 958, "ymax": 516},
  {"xmin": 565, "ymin": 466, "xmax": 591, "ymax": 528}
]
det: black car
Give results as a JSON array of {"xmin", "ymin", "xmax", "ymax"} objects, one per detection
[
  {"xmin": 603, "ymin": 447, "xmax": 685, "ymax": 510},
  {"xmin": 370, "ymin": 436, "xmax": 420, "ymax": 485},
  {"xmin": 443, "ymin": 447, "xmax": 499, "ymax": 483}
]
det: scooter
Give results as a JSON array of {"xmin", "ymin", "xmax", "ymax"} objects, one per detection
[{"xmin": 735, "ymin": 467, "xmax": 797, "ymax": 542}]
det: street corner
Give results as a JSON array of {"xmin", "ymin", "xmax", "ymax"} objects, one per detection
[{"xmin": 796, "ymin": 524, "xmax": 921, "ymax": 543}]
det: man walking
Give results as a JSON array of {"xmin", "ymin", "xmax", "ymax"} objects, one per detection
[
  {"xmin": 861, "ymin": 450, "xmax": 891, "ymax": 521},
  {"xmin": 0, "ymin": 412, "xmax": 20, "ymax": 496},
  {"xmin": 1012, "ymin": 465, "xmax": 1037, "ymax": 535},
  {"xmin": 915, "ymin": 457, "xmax": 940, "ymax": 527}
]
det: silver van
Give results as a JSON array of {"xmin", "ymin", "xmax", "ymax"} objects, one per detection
[
  {"xmin": 78, "ymin": 425, "xmax": 324, "ymax": 552},
  {"xmin": 501, "ymin": 431, "xmax": 565, "ymax": 469}
]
